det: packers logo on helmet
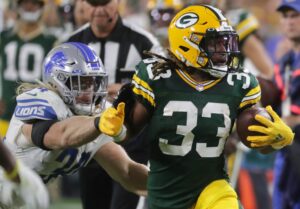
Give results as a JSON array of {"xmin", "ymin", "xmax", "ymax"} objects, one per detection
[
  {"xmin": 175, "ymin": 13, "xmax": 198, "ymax": 29},
  {"xmin": 168, "ymin": 5, "xmax": 240, "ymax": 78}
]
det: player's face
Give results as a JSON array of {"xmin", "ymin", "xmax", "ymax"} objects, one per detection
[
  {"xmin": 280, "ymin": 9, "xmax": 300, "ymax": 43},
  {"xmin": 18, "ymin": 0, "xmax": 43, "ymax": 23},
  {"xmin": 84, "ymin": 0, "xmax": 119, "ymax": 30},
  {"xmin": 207, "ymin": 36, "xmax": 229, "ymax": 66},
  {"xmin": 72, "ymin": 77, "xmax": 95, "ymax": 105}
]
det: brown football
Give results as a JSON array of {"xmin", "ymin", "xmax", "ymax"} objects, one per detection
[{"xmin": 236, "ymin": 107, "xmax": 272, "ymax": 148}]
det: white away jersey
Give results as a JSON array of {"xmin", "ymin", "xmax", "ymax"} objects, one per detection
[{"xmin": 4, "ymin": 87, "xmax": 112, "ymax": 183}]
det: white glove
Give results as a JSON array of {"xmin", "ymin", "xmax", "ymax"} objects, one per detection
[{"xmin": 0, "ymin": 161, "xmax": 49, "ymax": 209}]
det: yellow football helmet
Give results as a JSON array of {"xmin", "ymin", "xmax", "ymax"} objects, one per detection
[{"xmin": 168, "ymin": 5, "xmax": 240, "ymax": 78}]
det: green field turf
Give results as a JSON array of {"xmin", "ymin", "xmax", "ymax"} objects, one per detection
[{"xmin": 49, "ymin": 198, "xmax": 82, "ymax": 209}]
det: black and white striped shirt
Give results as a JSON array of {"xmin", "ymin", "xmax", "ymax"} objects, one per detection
[{"xmin": 67, "ymin": 17, "xmax": 162, "ymax": 84}]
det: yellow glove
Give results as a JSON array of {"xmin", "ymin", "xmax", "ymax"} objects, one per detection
[
  {"xmin": 247, "ymin": 105, "xmax": 295, "ymax": 149},
  {"xmin": 97, "ymin": 102, "xmax": 126, "ymax": 142}
]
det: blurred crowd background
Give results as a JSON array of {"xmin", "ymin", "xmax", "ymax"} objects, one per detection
[
  {"xmin": 0, "ymin": 0, "xmax": 291, "ymax": 208},
  {"xmin": 0, "ymin": 0, "xmax": 283, "ymax": 38},
  {"xmin": 0, "ymin": 0, "xmax": 286, "ymax": 65}
]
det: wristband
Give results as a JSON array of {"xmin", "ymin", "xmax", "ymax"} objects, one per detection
[
  {"xmin": 271, "ymin": 144, "xmax": 285, "ymax": 150},
  {"xmin": 94, "ymin": 116, "xmax": 100, "ymax": 130},
  {"xmin": 4, "ymin": 161, "xmax": 19, "ymax": 180},
  {"xmin": 113, "ymin": 125, "xmax": 127, "ymax": 143}
]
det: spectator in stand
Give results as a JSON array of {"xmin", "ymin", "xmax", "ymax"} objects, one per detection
[
  {"xmin": 0, "ymin": 0, "xmax": 57, "ymax": 137},
  {"xmin": 272, "ymin": 1, "xmax": 300, "ymax": 209}
]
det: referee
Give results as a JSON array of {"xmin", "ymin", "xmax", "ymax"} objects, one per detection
[{"xmin": 66, "ymin": 0, "xmax": 162, "ymax": 209}]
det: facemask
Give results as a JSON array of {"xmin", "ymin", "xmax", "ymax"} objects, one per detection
[{"xmin": 18, "ymin": 8, "xmax": 42, "ymax": 23}]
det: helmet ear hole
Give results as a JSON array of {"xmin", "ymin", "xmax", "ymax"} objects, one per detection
[{"xmin": 179, "ymin": 46, "xmax": 189, "ymax": 52}]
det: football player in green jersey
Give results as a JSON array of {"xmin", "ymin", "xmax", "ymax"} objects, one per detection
[
  {"xmin": 0, "ymin": 0, "xmax": 57, "ymax": 134},
  {"xmin": 98, "ymin": 5, "xmax": 294, "ymax": 209}
]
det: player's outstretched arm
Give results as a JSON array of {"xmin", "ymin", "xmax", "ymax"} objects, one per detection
[
  {"xmin": 247, "ymin": 105, "xmax": 295, "ymax": 149},
  {"xmin": 23, "ymin": 104, "xmax": 127, "ymax": 151},
  {"xmin": 93, "ymin": 141, "xmax": 148, "ymax": 196},
  {"xmin": 22, "ymin": 116, "xmax": 101, "ymax": 150}
]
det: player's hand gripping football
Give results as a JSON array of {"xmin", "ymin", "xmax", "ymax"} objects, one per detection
[
  {"xmin": 96, "ymin": 102, "xmax": 126, "ymax": 142},
  {"xmin": 247, "ymin": 105, "xmax": 295, "ymax": 149}
]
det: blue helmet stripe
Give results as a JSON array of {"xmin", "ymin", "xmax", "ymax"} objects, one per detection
[
  {"xmin": 70, "ymin": 42, "xmax": 97, "ymax": 62},
  {"xmin": 70, "ymin": 42, "xmax": 101, "ymax": 70}
]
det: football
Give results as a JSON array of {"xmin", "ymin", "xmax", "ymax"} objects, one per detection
[{"xmin": 236, "ymin": 107, "xmax": 272, "ymax": 148}]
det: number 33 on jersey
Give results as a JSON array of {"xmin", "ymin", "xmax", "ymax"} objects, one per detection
[
  {"xmin": 132, "ymin": 58, "xmax": 260, "ymax": 198},
  {"xmin": 133, "ymin": 58, "xmax": 260, "ymax": 157}
]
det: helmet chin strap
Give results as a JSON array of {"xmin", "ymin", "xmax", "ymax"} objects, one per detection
[
  {"xmin": 71, "ymin": 95, "xmax": 106, "ymax": 116},
  {"xmin": 72, "ymin": 103, "xmax": 95, "ymax": 116},
  {"xmin": 202, "ymin": 60, "xmax": 228, "ymax": 78}
]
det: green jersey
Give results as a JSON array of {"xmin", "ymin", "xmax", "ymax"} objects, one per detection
[
  {"xmin": 132, "ymin": 58, "xmax": 261, "ymax": 209},
  {"xmin": 0, "ymin": 29, "xmax": 56, "ymax": 121}
]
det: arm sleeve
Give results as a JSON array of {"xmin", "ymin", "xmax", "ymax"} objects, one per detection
[
  {"xmin": 131, "ymin": 60, "xmax": 156, "ymax": 114},
  {"xmin": 238, "ymin": 72, "xmax": 261, "ymax": 110}
]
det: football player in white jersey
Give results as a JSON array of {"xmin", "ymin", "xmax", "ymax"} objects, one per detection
[{"xmin": 1, "ymin": 42, "xmax": 148, "ymax": 208}]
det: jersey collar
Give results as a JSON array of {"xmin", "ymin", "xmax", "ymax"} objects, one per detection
[{"xmin": 176, "ymin": 69, "xmax": 222, "ymax": 92}]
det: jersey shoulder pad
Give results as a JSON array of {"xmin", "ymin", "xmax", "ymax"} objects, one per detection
[
  {"xmin": 133, "ymin": 58, "xmax": 165, "ymax": 111},
  {"xmin": 227, "ymin": 71, "xmax": 261, "ymax": 109},
  {"xmin": 14, "ymin": 88, "xmax": 70, "ymax": 121},
  {"xmin": 135, "ymin": 57, "xmax": 173, "ymax": 81},
  {"xmin": 0, "ymin": 28, "xmax": 13, "ymax": 37},
  {"xmin": 135, "ymin": 58, "xmax": 157, "ymax": 81},
  {"xmin": 227, "ymin": 70, "xmax": 259, "ymax": 90}
]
